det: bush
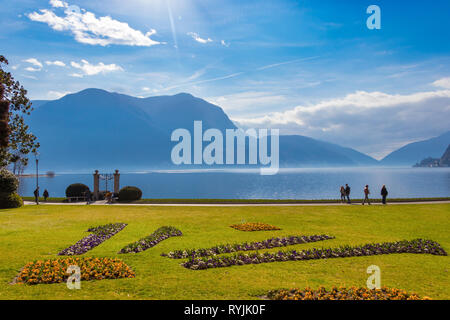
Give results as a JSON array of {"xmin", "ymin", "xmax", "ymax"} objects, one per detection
[
  {"xmin": 65, "ymin": 183, "xmax": 90, "ymax": 198},
  {"xmin": 0, "ymin": 192, "xmax": 23, "ymax": 208},
  {"xmin": 118, "ymin": 186, "xmax": 142, "ymax": 202},
  {"xmin": 0, "ymin": 168, "xmax": 19, "ymax": 193}
]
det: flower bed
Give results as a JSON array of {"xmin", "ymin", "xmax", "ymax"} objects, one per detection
[
  {"xmin": 58, "ymin": 223, "xmax": 127, "ymax": 256},
  {"xmin": 15, "ymin": 257, "xmax": 135, "ymax": 285},
  {"xmin": 162, "ymin": 235, "xmax": 334, "ymax": 259},
  {"xmin": 119, "ymin": 226, "xmax": 182, "ymax": 254},
  {"xmin": 182, "ymin": 239, "xmax": 447, "ymax": 270},
  {"xmin": 266, "ymin": 286, "xmax": 430, "ymax": 300},
  {"xmin": 230, "ymin": 222, "xmax": 281, "ymax": 231}
]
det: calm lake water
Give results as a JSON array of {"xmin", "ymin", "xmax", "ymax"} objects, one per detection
[{"xmin": 18, "ymin": 167, "xmax": 450, "ymax": 200}]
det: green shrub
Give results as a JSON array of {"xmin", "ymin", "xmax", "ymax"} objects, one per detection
[
  {"xmin": 0, "ymin": 168, "xmax": 19, "ymax": 193},
  {"xmin": 65, "ymin": 183, "xmax": 90, "ymax": 198},
  {"xmin": 118, "ymin": 186, "xmax": 142, "ymax": 202},
  {"xmin": 0, "ymin": 192, "xmax": 23, "ymax": 208}
]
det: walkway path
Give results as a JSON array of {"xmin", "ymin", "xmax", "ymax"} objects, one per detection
[{"xmin": 23, "ymin": 200, "xmax": 450, "ymax": 207}]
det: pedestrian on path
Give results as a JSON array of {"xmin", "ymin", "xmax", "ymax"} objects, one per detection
[
  {"xmin": 43, "ymin": 189, "xmax": 49, "ymax": 202},
  {"xmin": 340, "ymin": 186, "xmax": 346, "ymax": 203},
  {"xmin": 381, "ymin": 185, "xmax": 388, "ymax": 204},
  {"xmin": 345, "ymin": 184, "xmax": 351, "ymax": 204},
  {"xmin": 362, "ymin": 185, "xmax": 371, "ymax": 205},
  {"xmin": 33, "ymin": 187, "xmax": 39, "ymax": 204}
]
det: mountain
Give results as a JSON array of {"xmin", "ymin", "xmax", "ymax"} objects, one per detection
[
  {"xmin": 381, "ymin": 131, "xmax": 450, "ymax": 166},
  {"xmin": 28, "ymin": 88, "xmax": 377, "ymax": 172},
  {"xmin": 439, "ymin": 145, "xmax": 450, "ymax": 167},
  {"xmin": 279, "ymin": 135, "xmax": 377, "ymax": 166}
]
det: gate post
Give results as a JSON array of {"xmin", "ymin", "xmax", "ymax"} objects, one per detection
[
  {"xmin": 114, "ymin": 169, "xmax": 120, "ymax": 195},
  {"xmin": 93, "ymin": 170, "xmax": 100, "ymax": 200}
]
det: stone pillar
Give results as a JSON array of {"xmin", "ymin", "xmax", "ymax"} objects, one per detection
[
  {"xmin": 113, "ymin": 169, "xmax": 120, "ymax": 195},
  {"xmin": 93, "ymin": 170, "xmax": 100, "ymax": 200}
]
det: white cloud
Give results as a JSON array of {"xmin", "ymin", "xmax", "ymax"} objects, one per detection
[
  {"xmin": 23, "ymin": 58, "xmax": 43, "ymax": 68},
  {"xmin": 24, "ymin": 67, "xmax": 41, "ymax": 72},
  {"xmin": 232, "ymin": 89, "xmax": 450, "ymax": 159},
  {"xmin": 432, "ymin": 77, "xmax": 450, "ymax": 89},
  {"xmin": 187, "ymin": 32, "xmax": 213, "ymax": 44},
  {"xmin": 70, "ymin": 59, "xmax": 123, "ymax": 77},
  {"xmin": 45, "ymin": 60, "xmax": 66, "ymax": 67},
  {"xmin": 27, "ymin": 2, "xmax": 161, "ymax": 47},
  {"xmin": 221, "ymin": 40, "xmax": 230, "ymax": 47},
  {"xmin": 49, "ymin": 0, "xmax": 67, "ymax": 8},
  {"xmin": 23, "ymin": 58, "xmax": 43, "ymax": 72}
]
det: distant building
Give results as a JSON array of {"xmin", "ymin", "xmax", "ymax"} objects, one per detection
[
  {"xmin": 414, "ymin": 144, "xmax": 450, "ymax": 167},
  {"xmin": 414, "ymin": 157, "xmax": 441, "ymax": 167}
]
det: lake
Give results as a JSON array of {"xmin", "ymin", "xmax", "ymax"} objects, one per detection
[{"xmin": 17, "ymin": 167, "xmax": 450, "ymax": 200}]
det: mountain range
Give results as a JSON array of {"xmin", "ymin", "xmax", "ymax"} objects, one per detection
[
  {"xmin": 27, "ymin": 89, "xmax": 448, "ymax": 172},
  {"xmin": 380, "ymin": 131, "xmax": 450, "ymax": 165}
]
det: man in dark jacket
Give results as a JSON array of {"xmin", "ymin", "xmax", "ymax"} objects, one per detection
[
  {"xmin": 33, "ymin": 187, "xmax": 39, "ymax": 204},
  {"xmin": 381, "ymin": 185, "xmax": 388, "ymax": 204},
  {"xmin": 345, "ymin": 184, "xmax": 351, "ymax": 204},
  {"xmin": 43, "ymin": 189, "xmax": 49, "ymax": 201}
]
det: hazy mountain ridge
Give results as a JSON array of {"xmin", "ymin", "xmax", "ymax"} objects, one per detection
[
  {"xmin": 27, "ymin": 88, "xmax": 387, "ymax": 171},
  {"xmin": 381, "ymin": 131, "xmax": 450, "ymax": 166}
]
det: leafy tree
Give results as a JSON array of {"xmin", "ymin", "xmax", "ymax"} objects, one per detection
[
  {"xmin": 0, "ymin": 55, "xmax": 39, "ymax": 172},
  {"xmin": 0, "ymin": 85, "xmax": 9, "ymax": 148}
]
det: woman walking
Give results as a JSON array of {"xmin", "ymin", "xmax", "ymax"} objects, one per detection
[
  {"xmin": 340, "ymin": 186, "xmax": 346, "ymax": 203},
  {"xmin": 381, "ymin": 185, "xmax": 388, "ymax": 204}
]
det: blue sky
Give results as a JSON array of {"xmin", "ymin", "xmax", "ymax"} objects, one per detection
[{"xmin": 1, "ymin": 0, "xmax": 450, "ymax": 158}]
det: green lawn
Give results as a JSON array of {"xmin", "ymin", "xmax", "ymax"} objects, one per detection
[{"xmin": 0, "ymin": 203, "xmax": 449, "ymax": 300}]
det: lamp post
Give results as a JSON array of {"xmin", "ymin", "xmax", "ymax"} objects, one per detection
[{"xmin": 35, "ymin": 152, "xmax": 39, "ymax": 205}]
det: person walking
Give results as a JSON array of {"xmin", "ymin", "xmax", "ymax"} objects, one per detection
[
  {"xmin": 43, "ymin": 189, "xmax": 49, "ymax": 202},
  {"xmin": 340, "ymin": 186, "xmax": 346, "ymax": 203},
  {"xmin": 33, "ymin": 187, "xmax": 39, "ymax": 204},
  {"xmin": 345, "ymin": 184, "xmax": 351, "ymax": 204},
  {"xmin": 106, "ymin": 192, "xmax": 113, "ymax": 204},
  {"xmin": 362, "ymin": 185, "xmax": 371, "ymax": 205},
  {"xmin": 381, "ymin": 185, "xmax": 388, "ymax": 204},
  {"xmin": 85, "ymin": 189, "xmax": 91, "ymax": 205}
]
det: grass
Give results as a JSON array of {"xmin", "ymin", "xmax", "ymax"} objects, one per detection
[{"xmin": 0, "ymin": 203, "xmax": 449, "ymax": 300}]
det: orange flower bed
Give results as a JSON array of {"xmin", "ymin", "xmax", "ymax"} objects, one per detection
[
  {"xmin": 267, "ymin": 286, "xmax": 431, "ymax": 300},
  {"xmin": 230, "ymin": 222, "xmax": 281, "ymax": 231},
  {"xmin": 15, "ymin": 257, "xmax": 135, "ymax": 285}
]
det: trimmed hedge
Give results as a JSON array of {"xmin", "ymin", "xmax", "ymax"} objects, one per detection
[
  {"xmin": 0, "ymin": 168, "xmax": 19, "ymax": 193},
  {"xmin": 0, "ymin": 169, "xmax": 22, "ymax": 209},
  {"xmin": 118, "ymin": 186, "xmax": 142, "ymax": 202},
  {"xmin": 0, "ymin": 192, "xmax": 23, "ymax": 208},
  {"xmin": 65, "ymin": 183, "xmax": 90, "ymax": 198}
]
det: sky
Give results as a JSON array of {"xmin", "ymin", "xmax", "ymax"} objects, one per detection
[{"xmin": 1, "ymin": 0, "xmax": 450, "ymax": 159}]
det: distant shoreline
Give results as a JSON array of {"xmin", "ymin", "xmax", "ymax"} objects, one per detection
[{"xmin": 18, "ymin": 174, "xmax": 54, "ymax": 178}]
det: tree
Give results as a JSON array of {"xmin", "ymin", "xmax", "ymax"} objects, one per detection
[
  {"xmin": 0, "ymin": 80, "xmax": 9, "ymax": 148},
  {"xmin": 0, "ymin": 55, "xmax": 39, "ymax": 172}
]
